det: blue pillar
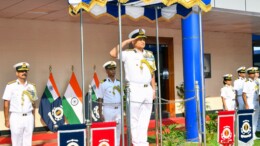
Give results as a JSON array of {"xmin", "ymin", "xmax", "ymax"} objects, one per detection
[{"xmin": 182, "ymin": 12, "xmax": 202, "ymax": 142}]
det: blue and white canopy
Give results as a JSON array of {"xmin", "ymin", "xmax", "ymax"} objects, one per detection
[{"xmin": 68, "ymin": 0, "xmax": 211, "ymax": 20}]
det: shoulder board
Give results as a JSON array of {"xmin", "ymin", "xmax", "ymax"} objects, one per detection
[
  {"xmin": 28, "ymin": 82, "xmax": 36, "ymax": 86},
  {"xmin": 7, "ymin": 80, "xmax": 16, "ymax": 85},
  {"xmin": 101, "ymin": 79, "xmax": 106, "ymax": 83},
  {"xmin": 145, "ymin": 50, "xmax": 153, "ymax": 54},
  {"xmin": 125, "ymin": 49, "xmax": 134, "ymax": 51}
]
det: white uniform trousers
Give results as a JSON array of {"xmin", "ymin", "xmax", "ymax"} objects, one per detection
[
  {"xmin": 247, "ymin": 99, "xmax": 260, "ymax": 136},
  {"xmin": 10, "ymin": 112, "xmax": 34, "ymax": 146},
  {"xmin": 257, "ymin": 109, "xmax": 260, "ymax": 131},
  {"xmin": 237, "ymin": 95, "xmax": 244, "ymax": 110},
  {"xmin": 129, "ymin": 83, "xmax": 153, "ymax": 146},
  {"xmin": 103, "ymin": 106, "xmax": 121, "ymax": 146}
]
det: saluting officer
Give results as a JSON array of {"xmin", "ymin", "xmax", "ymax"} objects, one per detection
[
  {"xmin": 242, "ymin": 67, "xmax": 260, "ymax": 139},
  {"xmin": 233, "ymin": 66, "xmax": 246, "ymax": 110},
  {"xmin": 3, "ymin": 62, "xmax": 38, "ymax": 146},
  {"xmin": 221, "ymin": 74, "xmax": 236, "ymax": 111},
  {"xmin": 98, "ymin": 61, "xmax": 122, "ymax": 146},
  {"xmin": 110, "ymin": 28, "xmax": 156, "ymax": 146}
]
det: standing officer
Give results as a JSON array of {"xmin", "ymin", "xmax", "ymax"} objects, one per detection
[
  {"xmin": 98, "ymin": 61, "xmax": 122, "ymax": 146},
  {"xmin": 254, "ymin": 67, "xmax": 260, "ymax": 132},
  {"xmin": 242, "ymin": 67, "xmax": 260, "ymax": 139},
  {"xmin": 3, "ymin": 62, "xmax": 38, "ymax": 146},
  {"xmin": 110, "ymin": 28, "xmax": 156, "ymax": 146},
  {"xmin": 221, "ymin": 74, "xmax": 236, "ymax": 111},
  {"xmin": 233, "ymin": 66, "xmax": 246, "ymax": 110}
]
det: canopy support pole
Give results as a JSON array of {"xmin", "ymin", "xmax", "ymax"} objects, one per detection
[
  {"xmin": 199, "ymin": 8, "xmax": 206, "ymax": 145},
  {"xmin": 118, "ymin": 2, "xmax": 125, "ymax": 146},
  {"xmin": 182, "ymin": 12, "xmax": 200, "ymax": 142},
  {"xmin": 155, "ymin": 7, "xmax": 163, "ymax": 146}
]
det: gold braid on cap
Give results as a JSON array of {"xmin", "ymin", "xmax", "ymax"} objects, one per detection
[{"xmin": 140, "ymin": 59, "xmax": 156, "ymax": 74}]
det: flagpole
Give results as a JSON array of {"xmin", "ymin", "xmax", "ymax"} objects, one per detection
[
  {"xmin": 80, "ymin": 8, "xmax": 86, "ymax": 124},
  {"xmin": 80, "ymin": 8, "xmax": 90, "ymax": 146},
  {"xmin": 155, "ymin": 7, "xmax": 163, "ymax": 146},
  {"xmin": 118, "ymin": 1, "xmax": 125, "ymax": 146}
]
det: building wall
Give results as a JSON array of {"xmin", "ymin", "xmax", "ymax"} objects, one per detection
[
  {"xmin": 0, "ymin": 18, "xmax": 252, "ymax": 130},
  {"xmin": 211, "ymin": 0, "xmax": 260, "ymax": 13}
]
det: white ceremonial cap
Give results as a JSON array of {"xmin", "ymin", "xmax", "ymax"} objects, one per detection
[
  {"xmin": 223, "ymin": 74, "xmax": 232, "ymax": 80},
  {"xmin": 128, "ymin": 28, "xmax": 147, "ymax": 39},
  {"xmin": 246, "ymin": 67, "xmax": 255, "ymax": 74},
  {"xmin": 13, "ymin": 62, "xmax": 30, "ymax": 71},
  {"xmin": 103, "ymin": 61, "xmax": 116, "ymax": 69},
  {"xmin": 236, "ymin": 66, "xmax": 246, "ymax": 73}
]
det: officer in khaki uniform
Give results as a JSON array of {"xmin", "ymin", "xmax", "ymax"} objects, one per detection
[
  {"xmin": 221, "ymin": 74, "xmax": 236, "ymax": 111},
  {"xmin": 3, "ymin": 62, "xmax": 38, "ymax": 146},
  {"xmin": 233, "ymin": 66, "xmax": 246, "ymax": 110},
  {"xmin": 110, "ymin": 28, "xmax": 156, "ymax": 146},
  {"xmin": 98, "ymin": 61, "xmax": 122, "ymax": 146},
  {"xmin": 242, "ymin": 67, "xmax": 260, "ymax": 139}
]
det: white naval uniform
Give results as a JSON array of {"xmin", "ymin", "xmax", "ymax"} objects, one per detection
[
  {"xmin": 255, "ymin": 78, "xmax": 260, "ymax": 131},
  {"xmin": 2, "ymin": 79, "xmax": 38, "ymax": 146},
  {"xmin": 233, "ymin": 77, "xmax": 246, "ymax": 110},
  {"xmin": 243, "ymin": 78, "xmax": 260, "ymax": 136},
  {"xmin": 221, "ymin": 85, "xmax": 236, "ymax": 110},
  {"xmin": 99, "ymin": 78, "xmax": 121, "ymax": 146},
  {"xmin": 121, "ymin": 49, "xmax": 156, "ymax": 146}
]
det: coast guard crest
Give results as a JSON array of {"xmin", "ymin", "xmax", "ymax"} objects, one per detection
[
  {"xmin": 237, "ymin": 109, "xmax": 254, "ymax": 144},
  {"xmin": 67, "ymin": 139, "xmax": 79, "ymax": 146},
  {"xmin": 52, "ymin": 106, "xmax": 64, "ymax": 121},
  {"xmin": 241, "ymin": 120, "xmax": 252, "ymax": 138},
  {"xmin": 98, "ymin": 139, "xmax": 110, "ymax": 146},
  {"xmin": 221, "ymin": 126, "xmax": 232, "ymax": 140}
]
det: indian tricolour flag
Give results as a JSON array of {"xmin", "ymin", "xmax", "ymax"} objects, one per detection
[
  {"xmin": 62, "ymin": 72, "xmax": 83, "ymax": 124},
  {"xmin": 91, "ymin": 71, "xmax": 100, "ymax": 100}
]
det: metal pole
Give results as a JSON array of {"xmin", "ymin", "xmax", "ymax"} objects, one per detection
[
  {"xmin": 199, "ymin": 8, "xmax": 206, "ymax": 145},
  {"xmin": 118, "ymin": 2, "xmax": 125, "ymax": 146},
  {"xmin": 126, "ymin": 83, "xmax": 131, "ymax": 146},
  {"xmin": 155, "ymin": 7, "xmax": 163, "ymax": 146},
  {"xmin": 80, "ymin": 8, "xmax": 89, "ymax": 146},
  {"xmin": 235, "ymin": 108, "xmax": 238, "ymax": 146},
  {"xmin": 89, "ymin": 85, "xmax": 93, "ymax": 124},
  {"xmin": 155, "ymin": 84, "xmax": 159, "ymax": 146},
  {"xmin": 87, "ymin": 85, "xmax": 92, "ymax": 146},
  {"xmin": 80, "ymin": 7, "xmax": 85, "ymax": 124},
  {"xmin": 195, "ymin": 81, "xmax": 202, "ymax": 145}
]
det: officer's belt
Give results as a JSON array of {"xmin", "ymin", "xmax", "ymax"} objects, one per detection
[
  {"xmin": 11, "ymin": 112, "xmax": 32, "ymax": 116},
  {"xmin": 103, "ymin": 105, "xmax": 121, "ymax": 109},
  {"xmin": 129, "ymin": 82, "xmax": 150, "ymax": 88}
]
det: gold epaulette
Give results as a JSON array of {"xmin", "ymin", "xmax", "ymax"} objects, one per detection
[
  {"xmin": 125, "ymin": 48, "xmax": 134, "ymax": 51},
  {"xmin": 145, "ymin": 50, "xmax": 153, "ymax": 54},
  {"xmin": 28, "ymin": 82, "xmax": 36, "ymax": 86},
  {"xmin": 7, "ymin": 80, "xmax": 16, "ymax": 85},
  {"xmin": 100, "ymin": 79, "xmax": 106, "ymax": 83}
]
